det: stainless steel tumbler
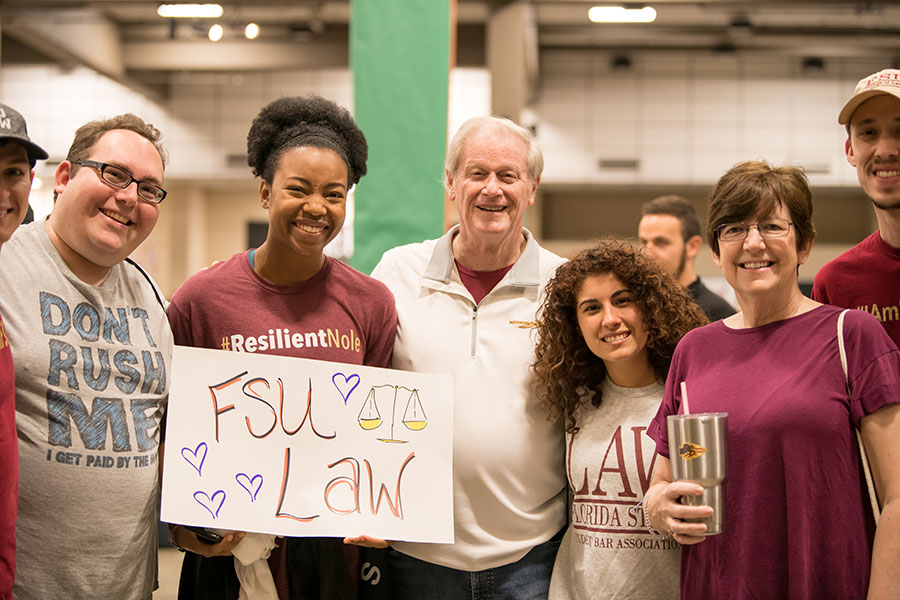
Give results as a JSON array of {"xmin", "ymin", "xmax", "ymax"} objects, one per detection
[{"xmin": 667, "ymin": 412, "xmax": 728, "ymax": 535}]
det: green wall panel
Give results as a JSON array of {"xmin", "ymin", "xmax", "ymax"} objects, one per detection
[{"xmin": 350, "ymin": 0, "xmax": 451, "ymax": 274}]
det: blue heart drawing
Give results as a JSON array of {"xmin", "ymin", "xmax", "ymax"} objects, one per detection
[
  {"xmin": 194, "ymin": 490, "xmax": 226, "ymax": 519},
  {"xmin": 332, "ymin": 372, "xmax": 360, "ymax": 405},
  {"xmin": 235, "ymin": 473, "xmax": 263, "ymax": 502},
  {"xmin": 182, "ymin": 442, "xmax": 208, "ymax": 476}
]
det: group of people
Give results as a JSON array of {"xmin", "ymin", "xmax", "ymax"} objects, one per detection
[{"xmin": 0, "ymin": 66, "xmax": 897, "ymax": 600}]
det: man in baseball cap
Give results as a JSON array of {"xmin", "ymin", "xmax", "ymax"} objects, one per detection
[
  {"xmin": 0, "ymin": 102, "xmax": 47, "ymax": 245},
  {"xmin": 0, "ymin": 101, "xmax": 46, "ymax": 599},
  {"xmin": 813, "ymin": 69, "xmax": 900, "ymax": 348}
]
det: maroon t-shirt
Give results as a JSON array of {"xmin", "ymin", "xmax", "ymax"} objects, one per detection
[
  {"xmin": 455, "ymin": 260, "xmax": 514, "ymax": 305},
  {"xmin": 648, "ymin": 306, "xmax": 900, "ymax": 600},
  {"xmin": 0, "ymin": 315, "xmax": 16, "ymax": 599},
  {"xmin": 168, "ymin": 252, "xmax": 397, "ymax": 367},
  {"xmin": 813, "ymin": 230, "xmax": 900, "ymax": 350},
  {"xmin": 168, "ymin": 252, "xmax": 397, "ymax": 598}
]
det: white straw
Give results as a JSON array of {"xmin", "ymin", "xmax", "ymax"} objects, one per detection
[{"xmin": 680, "ymin": 381, "xmax": 691, "ymax": 415}]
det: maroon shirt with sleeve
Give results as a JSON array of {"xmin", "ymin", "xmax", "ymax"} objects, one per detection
[
  {"xmin": 168, "ymin": 251, "xmax": 397, "ymax": 599},
  {"xmin": 168, "ymin": 252, "xmax": 397, "ymax": 367},
  {"xmin": 648, "ymin": 306, "xmax": 900, "ymax": 600},
  {"xmin": 812, "ymin": 230, "xmax": 900, "ymax": 350}
]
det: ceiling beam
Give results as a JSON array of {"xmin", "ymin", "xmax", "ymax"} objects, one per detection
[{"xmin": 123, "ymin": 39, "xmax": 349, "ymax": 70}]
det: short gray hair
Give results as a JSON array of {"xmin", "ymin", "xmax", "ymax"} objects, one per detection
[{"xmin": 443, "ymin": 116, "xmax": 543, "ymax": 192}]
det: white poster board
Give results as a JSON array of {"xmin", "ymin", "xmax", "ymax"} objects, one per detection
[{"xmin": 161, "ymin": 345, "xmax": 454, "ymax": 543}]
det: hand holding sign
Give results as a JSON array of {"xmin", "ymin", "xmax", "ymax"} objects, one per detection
[{"xmin": 161, "ymin": 346, "xmax": 453, "ymax": 542}]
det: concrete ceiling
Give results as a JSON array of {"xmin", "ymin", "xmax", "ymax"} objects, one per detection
[{"xmin": 2, "ymin": 1, "xmax": 898, "ymax": 91}]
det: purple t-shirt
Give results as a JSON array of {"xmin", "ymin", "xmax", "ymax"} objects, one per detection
[{"xmin": 648, "ymin": 305, "xmax": 900, "ymax": 600}]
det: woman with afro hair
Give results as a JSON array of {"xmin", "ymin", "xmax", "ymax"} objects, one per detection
[
  {"xmin": 532, "ymin": 239, "xmax": 705, "ymax": 600},
  {"xmin": 167, "ymin": 96, "xmax": 397, "ymax": 599}
]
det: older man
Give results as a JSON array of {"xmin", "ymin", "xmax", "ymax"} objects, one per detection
[
  {"xmin": 371, "ymin": 116, "xmax": 566, "ymax": 599},
  {"xmin": 0, "ymin": 102, "xmax": 47, "ymax": 600},
  {"xmin": 0, "ymin": 114, "xmax": 172, "ymax": 600},
  {"xmin": 813, "ymin": 69, "xmax": 900, "ymax": 349},
  {"xmin": 638, "ymin": 195, "xmax": 734, "ymax": 321}
]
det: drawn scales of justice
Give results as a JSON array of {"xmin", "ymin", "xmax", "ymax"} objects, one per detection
[{"xmin": 356, "ymin": 384, "xmax": 427, "ymax": 443}]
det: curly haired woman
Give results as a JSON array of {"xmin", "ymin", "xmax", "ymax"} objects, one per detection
[
  {"xmin": 167, "ymin": 96, "xmax": 397, "ymax": 599},
  {"xmin": 533, "ymin": 239, "xmax": 706, "ymax": 600}
]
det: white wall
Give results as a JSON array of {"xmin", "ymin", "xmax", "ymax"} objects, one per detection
[
  {"xmin": 532, "ymin": 50, "xmax": 885, "ymax": 186},
  {"xmin": 5, "ymin": 55, "xmax": 879, "ymax": 193},
  {"xmin": 1, "ymin": 56, "xmax": 882, "ymax": 293}
]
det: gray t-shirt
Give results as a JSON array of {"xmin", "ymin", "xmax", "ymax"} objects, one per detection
[
  {"xmin": 0, "ymin": 221, "xmax": 172, "ymax": 600},
  {"xmin": 549, "ymin": 378, "xmax": 679, "ymax": 600}
]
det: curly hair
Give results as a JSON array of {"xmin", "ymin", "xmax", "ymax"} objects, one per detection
[
  {"xmin": 533, "ymin": 239, "xmax": 707, "ymax": 432},
  {"xmin": 246, "ymin": 95, "xmax": 368, "ymax": 186}
]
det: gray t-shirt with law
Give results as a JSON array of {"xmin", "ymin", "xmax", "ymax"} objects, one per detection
[
  {"xmin": 549, "ymin": 378, "xmax": 679, "ymax": 600},
  {"xmin": 0, "ymin": 221, "xmax": 172, "ymax": 600}
]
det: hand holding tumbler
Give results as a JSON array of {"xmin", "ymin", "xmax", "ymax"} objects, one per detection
[{"xmin": 666, "ymin": 412, "xmax": 728, "ymax": 535}]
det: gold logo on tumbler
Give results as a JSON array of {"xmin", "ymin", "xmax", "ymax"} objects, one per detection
[{"xmin": 678, "ymin": 442, "xmax": 707, "ymax": 460}]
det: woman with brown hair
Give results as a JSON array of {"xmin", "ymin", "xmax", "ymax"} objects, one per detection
[
  {"xmin": 645, "ymin": 161, "xmax": 900, "ymax": 599},
  {"xmin": 533, "ymin": 238, "xmax": 706, "ymax": 599}
]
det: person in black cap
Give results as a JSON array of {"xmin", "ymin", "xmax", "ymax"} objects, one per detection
[
  {"xmin": 0, "ymin": 101, "xmax": 47, "ymax": 600},
  {"xmin": 0, "ymin": 102, "xmax": 47, "ymax": 245}
]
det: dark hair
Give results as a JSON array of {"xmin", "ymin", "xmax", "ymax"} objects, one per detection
[
  {"xmin": 0, "ymin": 140, "xmax": 36, "ymax": 169},
  {"xmin": 58, "ymin": 113, "xmax": 167, "ymax": 200},
  {"xmin": 533, "ymin": 239, "xmax": 707, "ymax": 432},
  {"xmin": 246, "ymin": 96, "xmax": 368, "ymax": 186},
  {"xmin": 707, "ymin": 161, "xmax": 815, "ymax": 256},
  {"xmin": 641, "ymin": 195, "xmax": 702, "ymax": 242}
]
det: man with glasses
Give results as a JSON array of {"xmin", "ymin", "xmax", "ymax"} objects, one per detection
[
  {"xmin": 0, "ymin": 102, "xmax": 47, "ymax": 600},
  {"xmin": 813, "ymin": 69, "xmax": 900, "ymax": 348},
  {"xmin": 0, "ymin": 114, "xmax": 173, "ymax": 600}
]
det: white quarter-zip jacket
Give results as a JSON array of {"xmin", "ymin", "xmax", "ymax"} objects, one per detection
[{"xmin": 372, "ymin": 226, "xmax": 567, "ymax": 571}]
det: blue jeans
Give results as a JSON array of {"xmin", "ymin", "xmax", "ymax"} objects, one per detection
[{"xmin": 387, "ymin": 529, "xmax": 564, "ymax": 600}]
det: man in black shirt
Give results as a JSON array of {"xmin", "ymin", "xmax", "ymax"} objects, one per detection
[{"xmin": 638, "ymin": 195, "xmax": 735, "ymax": 321}]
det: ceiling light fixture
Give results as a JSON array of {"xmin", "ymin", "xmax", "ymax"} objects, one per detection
[
  {"xmin": 208, "ymin": 23, "xmax": 224, "ymax": 41},
  {"xmin": 589, "ymin": 6, "xmax": 657, "ymax": 23},
  {"xmin": 157, "ymin": 4, "xmax": 224, "ymax": 19},
  {"xmin": 244, "ymin": 23, "xmax": 260, "ymax": 39}
]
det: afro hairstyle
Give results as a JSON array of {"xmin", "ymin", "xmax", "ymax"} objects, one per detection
[{"xmin": 246, "ymin": 95, "xmax": 368, "ymax": 186}]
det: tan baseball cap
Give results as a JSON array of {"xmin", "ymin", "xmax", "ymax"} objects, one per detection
[{"xmin": 838, "ymin": 69, "xmax": 900, "ymax": 125}]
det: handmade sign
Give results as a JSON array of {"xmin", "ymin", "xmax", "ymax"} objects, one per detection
[{"xmin": 161, "ymin": 345, "xmax": 454, "ymax": 542}]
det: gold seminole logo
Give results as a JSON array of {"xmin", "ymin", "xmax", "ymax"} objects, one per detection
[
  {"xmin": 509, "ymin": 320, "xmax": 538, "ymax": 329},
  {"xmin": 0, "ymin": 320, "xmax": 8, "ymax": 351},
  {"xmin": 677, "ymin": 442, "xmax": 707, "ymax": 461}
]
